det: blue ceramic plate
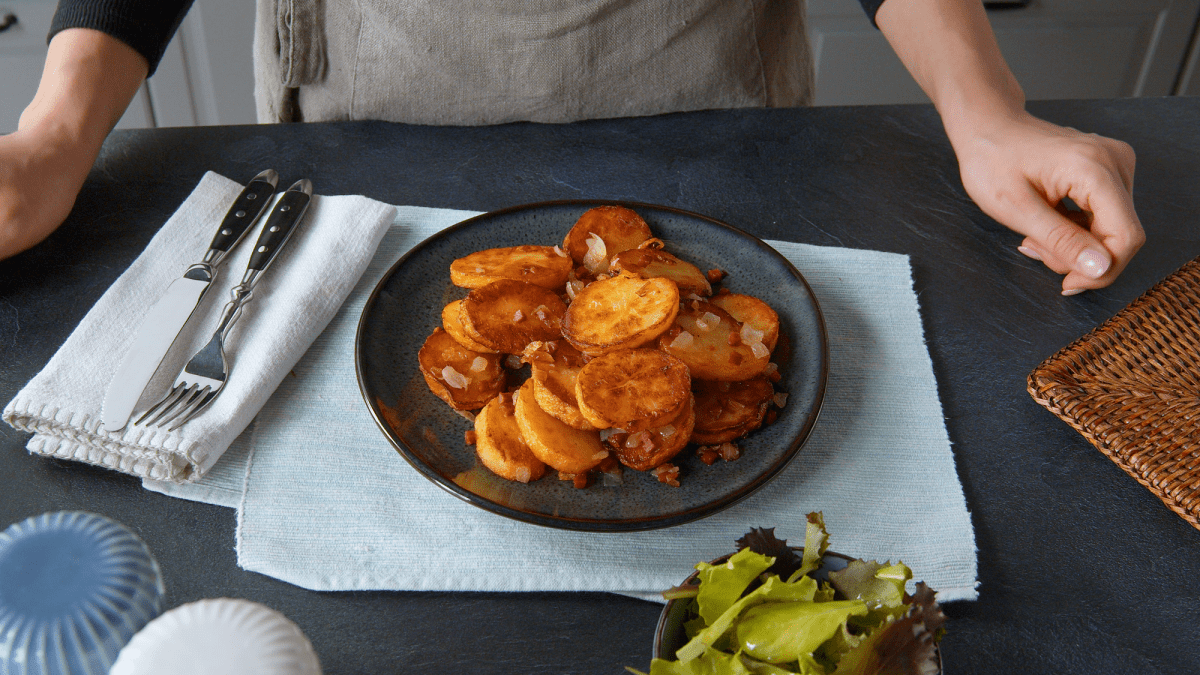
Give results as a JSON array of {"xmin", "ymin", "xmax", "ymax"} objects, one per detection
[{"xmin": 355, "ymin": 200, "xmax": 828, "ymax": 531}]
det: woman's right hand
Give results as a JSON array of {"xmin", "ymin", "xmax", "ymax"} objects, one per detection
[
  {"xmin": 0, "ymin": 126, "xmax": 99, "ymax": 260},
  {"xmin": 1, "ymin": 28, "xmax": 149, "ymax": 261}
]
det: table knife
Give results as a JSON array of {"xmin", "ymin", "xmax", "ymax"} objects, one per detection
[{"xmin": 101, "ymin": 170, "xmax": 280, "ymax": 432}]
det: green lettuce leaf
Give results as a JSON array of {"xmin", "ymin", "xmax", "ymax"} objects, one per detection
[
  {"xmin": 677, "ymin": 575, "xmax": 818, "ymax": 663},
  {"xmin": 789, "ymin": 513, "xmax": 831, "ymax": 582},
  {"xmin": 734, "ymin": 600, "xmax": 867, "ymax": 665},
  {"xmin": 827, "ymin": 560, "xmax": 911, "ymax": 626},
  {"xmin": 695, "ymin": 548, "xmax": 777, "ymax": 625}
]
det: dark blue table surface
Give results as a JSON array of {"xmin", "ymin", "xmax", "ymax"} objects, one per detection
[{"xmin": 3, "ymin": 98, "xmax": 1199, "ymax": 674}]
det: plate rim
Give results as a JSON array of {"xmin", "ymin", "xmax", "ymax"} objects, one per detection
[{"xmin": 354, "ymin": 198, "xmax": 829, "ymax": 531}]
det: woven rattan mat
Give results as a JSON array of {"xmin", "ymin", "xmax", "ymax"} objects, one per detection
[{"xmin": 1029, "ymin": 257, "xmax": 1200, "ymax": 530}]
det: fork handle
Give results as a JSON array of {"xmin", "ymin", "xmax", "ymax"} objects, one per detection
[{"xmin": 248, "ymin": 179, "xmax": 313, "ymax": 272}]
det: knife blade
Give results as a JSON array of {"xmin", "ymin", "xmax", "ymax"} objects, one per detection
[{"xmin": 101, "ymin": 169, "xmax": 280, "ymax": 432}]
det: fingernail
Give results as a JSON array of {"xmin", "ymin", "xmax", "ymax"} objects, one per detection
[
  {"xmin": 1017, "ymin": 246, "xmax": 1042, "ymax": 261},
  {"xmin": 1075, "ymin": 248, "xmax": 1110, "ymax": 279},
  {"xmin": 1062, "ymin": 288, "xmax": 1085, "ymax": 296}
]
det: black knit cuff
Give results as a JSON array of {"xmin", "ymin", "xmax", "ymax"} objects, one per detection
[
  {"xmin": 858, "ymin": 0, "xmax": 887, "ymax": 28},
  {"xmin": 49, "ymin": 0, "xmax": 194, "ymax": 76}
]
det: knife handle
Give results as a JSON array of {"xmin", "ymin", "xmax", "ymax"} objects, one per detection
[
  {"xmin": 247, "ymin": 179, "xmax": 313, "ymax": 273},
  {"xmin": 206, "ymin": 169, "xmax": 280, "ymax": 258}
]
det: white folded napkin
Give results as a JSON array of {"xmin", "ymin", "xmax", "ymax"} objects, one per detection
[{"xmin": 3, "ymin": 172, "xmax": 396, "ymax": 483}]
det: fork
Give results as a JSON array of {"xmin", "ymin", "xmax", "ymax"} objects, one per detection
[{"xmin": 138, "ymin": 179, "xmax": 314, "ymax": 431}]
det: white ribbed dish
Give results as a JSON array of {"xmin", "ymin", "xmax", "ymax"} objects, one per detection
[{"xmin": 110, "ymin": 598, "xmax": 320, "ymax": 675}]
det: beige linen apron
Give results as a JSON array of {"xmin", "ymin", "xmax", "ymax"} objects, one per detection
[{"xmin": 253, "ymin": 0, "xmax": 813, "ymax": 125}]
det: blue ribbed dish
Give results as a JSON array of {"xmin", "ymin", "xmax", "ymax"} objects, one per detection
[{"xmin": 0, "ymin": 512, "xmax": 165, "ymax": 675}]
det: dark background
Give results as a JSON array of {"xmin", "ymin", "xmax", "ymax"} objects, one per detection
[{"xmin": 3, "ymin": 98, "xmax": 1200, "ymax": 673}]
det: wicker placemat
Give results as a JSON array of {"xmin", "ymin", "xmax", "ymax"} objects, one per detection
[{"xmin": 1028, "ymin": 257, "xmax": 1200, "ymax": 529}]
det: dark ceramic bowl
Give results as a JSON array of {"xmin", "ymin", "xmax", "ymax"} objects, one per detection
[
  {"xmin": 355, "ymin": 200, "xmax": 828, "ymax": 531},
  {"xmin": 653, "ymin": 549, "xmax": 943, "ymax": 671}
]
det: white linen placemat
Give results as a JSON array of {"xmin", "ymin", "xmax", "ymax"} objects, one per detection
[
  {"xmin": 4, "ymin": 173, "xmax": 395, "ymax": 483},
  {"xmin": 149, "ymin": 207, "xmax": 979, "ymax": 602}
]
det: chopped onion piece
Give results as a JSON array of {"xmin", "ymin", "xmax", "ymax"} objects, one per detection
[
  {"xmin": 441, "ymin": 366, "xmax": 469, "ymax": 389},
  {"xmin": 750, "ymin": 341, "xmax": 770, "ymax": 359},
  {"xmin": 455, "ymin": 409, "xmax": 477, "ymax": 423},
  {"xmin": 694, "ymin": 316, "xmax": 711, "ymax": 332},
  {"xmin": 504, "ymin": 355, "xmax": 523, "ymax": 370},
  {"xmin": 553, "ymin": 245, "xmax": 568, "ymax": 257},
  {"xmin": 513, "ymin": 309, "xmax": 524, "ymax": 322},
  {"xmin": 685, "ymin": 293, "xmax": 704, "ymax": 302},
  {"xmin": 659, "ymin": 424, "xmax": 676, "ymax": 438},
  {"xmin": 740, "ymin": 323, "xmax": 765, "ymax": 344},
  {"xmin": 765, "ymin": 362, "xmax": 779, "ymax": 374},
  {"xmin": 582, "ymin": 233, "xmax": 608, "ymax": 273},
  {"xmin": 470, "ymin": 356, "xmax": 488, "ymax": 372},
  {"xmin": 591, "ymin": 450, "xmax": 610, "ymax": 461},
  {"xmin": 701, "ymin": 312, "xmax": 721, "ymax": 326},
  {"xmin": 566, "ymin": 280, "xmax": 585, "ymax": 300},
  {"xmin": 669, "ymin": 331, "xmax": 695, "ymax": 349},
  {"xmin": 599, "ymin": 428, "xmax": 617, "ymax": 442},
  {"xmin": 774, "ymin": 392, "xmax": 789, "ymax": 408}
]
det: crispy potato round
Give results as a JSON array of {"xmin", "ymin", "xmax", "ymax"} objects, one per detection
[
  {"xmin": 562, "ymin": 275, "xmax": 679, "ymax": 355},
  {"xmin": 562, "ymin": 206, "xmax": 652, "ymax": 272},
  {"xmin": 474, "ymin": 393, "xmax": 547, "ymax": 483},
  {"xmin": 611, "ymin": 248, "xmax": 712, "ymax": 296},
  {"xmin": 659, "ymin": 301, "xmax": 769, "ymax": 381},
  {"xmin": 513, "ymin": 380, "xmax": 608, "ymax": 474},
  {"xmin": 460, "ymin": 279, "xmax": 567, "ymax": 354},
  {"xmin": 710, "ymin": 292, "xmax": 780, "ymax": 352},
  {"xmin": 691, "ymin": 377, "xmax": 773, "ymax": 444},
  {"xmin": 450, "ymin": 245, "xmax": 573, "ymax": 290},
  {"xmin": 608, "ymin": 395, "xmax": 695, "ymax": 471},
  {"xmin": 418, "ymin": 328, "xmax": 505, "ymax": 410},
  {"xmin": 575, "ymin": 348, "xmax": 691, "ymax": 432},
  {"xmin": 442, "ymin": 300, "xmax": 499, "ymax": 353},
  {"xmin": 523, "ymin": 341, "xmax": 594, "ymax": 430}
]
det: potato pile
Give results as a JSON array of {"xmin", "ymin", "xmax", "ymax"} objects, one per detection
[{"xmin": 417, "ymin": 206, "xmax": 787, "ymax": 488}]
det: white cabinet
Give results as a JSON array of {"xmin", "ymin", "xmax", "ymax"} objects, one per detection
[{"xmin": 808, "ymin": 0, "xmax": 1200, "ymax": 105}]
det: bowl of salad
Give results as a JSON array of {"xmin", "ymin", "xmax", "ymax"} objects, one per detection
[{"xmin": 638, "ymin": 514, "xmax": 945, "ymax": 675}]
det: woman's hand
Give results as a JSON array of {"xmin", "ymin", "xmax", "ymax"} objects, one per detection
[
  {"xmin": 0, "ymin": 28, "xmax": 148, "ymax": 261},
  {"xmin": 875, "ymin": 0, "xmax": 1143, "ymax": 294},
  {"xmin": 949, "ymin": 110, "xmax": 1143, "ymax": 295},
  {"xmin": 0, "ymin": 126, "xmax": 98, "ymax": 260}
]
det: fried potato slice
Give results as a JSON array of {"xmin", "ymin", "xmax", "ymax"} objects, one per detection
[
  {"xmin": 460, "ymin": 279, "xmax": 567, "ymax": 354},
  {"xmin": 710, "ymin": 292, "xmax": 780, "ymax": 352},
  {"xmin": 418, "ymin": 328, "xmax": 506, "ymax": 410},
  {"xmin": 562, "ymin": 275, "xmax": 679, "ymax": 355},
  {"xmin": 450, "ymin": 245, "xmax": 573, "ymax": 290},
  {"xmin": 575, "ymin": 348, "xmax": 691, "ymax": 432},
  {"xmin": 523, "ymin": 340, "xmax": 594, "ymax": 430},
  {"xmin": 474, "ymin": 393, "xmax": 547, "ymax": 483},
  {"xmin": 562, "ymin": 206, "xmax": 652, "ymax": 273},
  {"xmin": 691, "ymin": 376, "xmax": 773, "ymax": 444},
  {"xmin": 513, "ymin": 379, "xmax": 608, "ymax": 474},
  {"xmin": 442, "ymin": 300, "xmax": 499, "ymax": 353},
  {"xmin": 659, "ymin": 301, "xmax": 770, "ymax": 381},
  {"xmin": 607, "ymin": 394, "xmax": 695, "ymax": 471},
  {"xmin": 610, "ymin": 248, "xmax": 712, "ymax": 296}
]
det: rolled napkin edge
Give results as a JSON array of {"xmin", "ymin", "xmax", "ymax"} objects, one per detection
[{"xmin": 5, "ymin": 399, "xmax": 200, "ymax": 481}]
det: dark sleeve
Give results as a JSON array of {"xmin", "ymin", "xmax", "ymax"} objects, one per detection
[
  {"xmin": 48, "ymin": 0, "xmax": 195, "ymax": 76},
  {"xmin": 857, "ymin": 0, "xmax": 887, "ymax": 28}
]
